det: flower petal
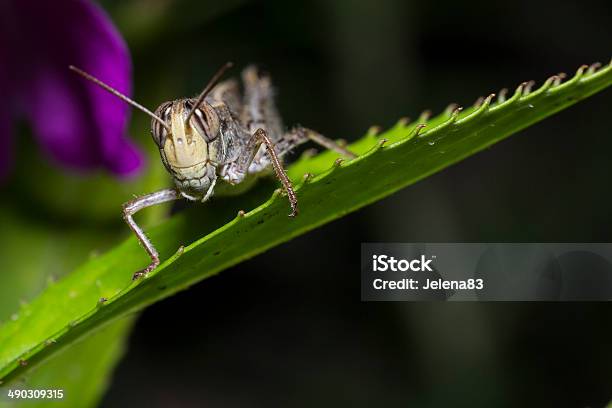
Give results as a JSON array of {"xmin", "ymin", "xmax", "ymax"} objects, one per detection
[{"xmin": 10, "ymin": 0, "xmax": 144, "ymax": 177}]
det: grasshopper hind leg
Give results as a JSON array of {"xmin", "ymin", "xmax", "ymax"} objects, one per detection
[
  {"xmin": 277, "ymin": 127, "xmax": 357, "ymax": 159},
  {"xmin": 240, "ymin": 67, "xmax": 356, "ymax": 172},
  {"xmin": 241, "ymin": 66, "xmax": 284, "ymax": 139}
]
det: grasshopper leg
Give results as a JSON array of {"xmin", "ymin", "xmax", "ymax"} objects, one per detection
[
  {"xmin": 296, "ymin": 127, "xmax": 357, "ymax": 159},
  {"xmin": 278, "ymin": 127, "xmax": 357, "ymax": 159},
  {"xmin": 122, "ymin": 188, "xmax": 180, "ymax": 280},
  {"xmin": 222, "ymin": 128, "xmax": 298, "ymax": 217},
  {"xmin": 253, "ymin": 128, "xmax": 298, "ymax": 217}
]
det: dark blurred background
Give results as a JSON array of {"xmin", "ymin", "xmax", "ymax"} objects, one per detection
[
  {"xmin": 97, "ymin": 1, "xmax": 612, "ymax": 407},
  {"xmin": 4, "ymin": 0, "xmax": 612, "ymax": 406}
]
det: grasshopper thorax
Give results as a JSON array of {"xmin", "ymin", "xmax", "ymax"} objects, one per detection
[{"xmin": 151, "ymin": 99, "xmax": 224, "ymax": 200}]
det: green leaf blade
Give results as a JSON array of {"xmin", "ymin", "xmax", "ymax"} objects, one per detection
[{"xmin": 1, "ymin": 61, "xmax": 610, "ymax": 382}]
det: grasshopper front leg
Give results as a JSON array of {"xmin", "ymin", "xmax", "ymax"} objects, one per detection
[
  {"xmin": 123, "ymin": 188, "xmax": 180, "ymax": 280},
  {"xmin": 223, "ymin": 128, "xmax": 298, "ymax": 217},
  {"xmin": 254, "ymin": 128, "xmax": 298, "ymax": 217}
]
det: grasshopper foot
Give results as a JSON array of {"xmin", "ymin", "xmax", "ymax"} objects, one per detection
[{"xmin": 132, "ymin": 258, "xmax": 159, "ymax": 281}]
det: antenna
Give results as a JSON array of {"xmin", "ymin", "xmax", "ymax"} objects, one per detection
[
  {"xmin": 184, "ymin": 61, "xmax": 234, "ymax": 126},
  {"xmin": 69, "ymin": 65, "xmax": 171, "ymax": 132}
]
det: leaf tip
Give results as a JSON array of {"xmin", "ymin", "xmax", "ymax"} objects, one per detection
[
  {"xmin": 587, "ymin": 62, "xmax": 602, "ymax": 75},
  {"xmin": 513, "ymin": 81, "xmax": 528, "ymax": 98},
  {"xmin": 541, "ymin": 74, "xmax": 559, "ymax": 91},
  {"xmin": 397, "ymin": 116, "xmax": 411, "ymax": 126},
  {"xmin": 414, "ymin": 123, "xmax": 427, "ymax": 137},
  {"xmin": 553, "ymin": 72, "xmax": 567, "ymax": 86},
  {"xmin": 475, "ymin": 94, "xmax": 495, "ymax": 112},
  {"xmin": 523, "ymin": 80, "xmax": 535, "ymax": 96},
  {"xmin": 445, "ymin": 103, "xmax": 459, "ymax": 115},
  {"xmin": 418, "ymin": 109, "xmax": 432, "ymax": 122},
  {"xmin": 451, "ymin": 106, "xmax": 463, "ymax": 121},
  {"xmin": 574, "ymin": 64, "xmax": 589, "ymax": 80},
  {"xmin": 367, "ymin": 125, "xmax": 382, "ymax": 136}
]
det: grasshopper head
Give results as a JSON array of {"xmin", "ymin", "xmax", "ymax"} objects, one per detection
[
  {"xmin": 151, "ymin": 99, "xmax": 222, "ymax": 199},
  {"xmin": 68, "ymin": 63, "xmax": 233, "ymax": 201}
]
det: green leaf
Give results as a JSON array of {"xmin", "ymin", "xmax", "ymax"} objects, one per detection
[
  {"xmin": 0, "ymin": 318, "xmax": 134, "ymax": 408},
  {"xmin": 0, "ymin": 62, "xmax": 610, "ymax": 383},
  {"xmin": 0, "ymin": 207, "xmax": 135, "ymax": 407},
  {"xmin": 0, "ymin": 119, "xmax": 171, "ymax": 403}
]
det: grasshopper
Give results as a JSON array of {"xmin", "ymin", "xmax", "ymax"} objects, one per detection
[{"xmin": 70, "ymin": 63, "xmax": 356, "ymax": 279}]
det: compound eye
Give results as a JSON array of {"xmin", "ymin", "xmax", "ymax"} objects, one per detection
[
  {"xmin": 151, "ymin": 103, "xmax": 172, "ymax": 147},
  {"xmin": 186, "ymin": 101, "xmax": 219, "ymax": 143},
  {"xmin": 190, "ymin": 108, "xmax": 211, "ymax": 141}
]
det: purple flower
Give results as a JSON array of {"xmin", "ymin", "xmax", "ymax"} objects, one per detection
[{"xmin": 0, "ymin": 0, "xmax": 143, "ymax": 181}]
